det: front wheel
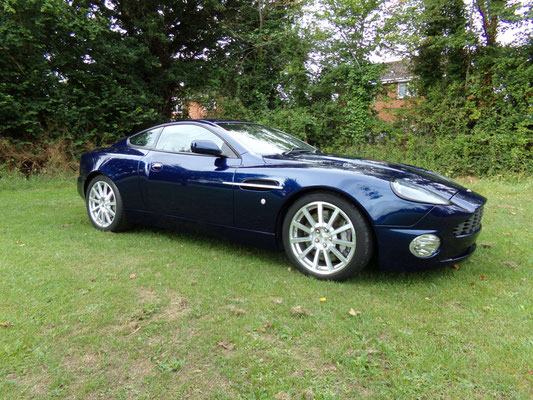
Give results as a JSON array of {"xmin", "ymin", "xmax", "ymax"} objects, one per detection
[
  {"xmin": 86, "ymin": 175, "xmax": 129, "ymax": 232},
  {"xmin": 282, "ymin": 192, "xmax": 374, "ymax": 280}
]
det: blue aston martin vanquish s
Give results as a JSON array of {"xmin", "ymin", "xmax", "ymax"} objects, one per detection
[{"xmin": 78, "ymin": 120, "xmax": 486, "ymax": 280}]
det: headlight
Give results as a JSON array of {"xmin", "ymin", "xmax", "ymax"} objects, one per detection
[{"xmin": 391, "ymin": 179, "xmax": 451, "ymax": 205}]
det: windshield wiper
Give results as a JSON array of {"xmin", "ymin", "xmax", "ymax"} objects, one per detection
[{"xmin": 282, "ymin": 147, "xmax": 315, "ymax": 155}]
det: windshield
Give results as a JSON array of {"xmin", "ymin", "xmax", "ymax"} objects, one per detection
[{"xmin": 217, "ymin": 122, "xmax": 315, "ymax": 156}]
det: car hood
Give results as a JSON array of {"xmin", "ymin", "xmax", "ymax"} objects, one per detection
[{"xmin": 263, "ymin": 153, "xmax": 466, "ymax": 199}]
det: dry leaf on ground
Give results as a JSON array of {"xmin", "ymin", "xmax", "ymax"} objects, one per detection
[{"xmin": 291, "ymin": 306, "xmax": 311, "ymax": 317}]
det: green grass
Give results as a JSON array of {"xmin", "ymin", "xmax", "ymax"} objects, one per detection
[{"xmin": 1, "ymin": 175, "xmax": 532, "ymax": 399}]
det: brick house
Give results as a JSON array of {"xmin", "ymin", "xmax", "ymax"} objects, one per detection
[
  {"xmin": 173, "ymin": 60, "xmax": 417, "ymax": 122},
  {"xmin": 170, "ymin": 100, "xmax": 208, "ymax": 120},
  {"xmin": 375, "ymin": 60, "xmax": 417, "ymax": 122}
]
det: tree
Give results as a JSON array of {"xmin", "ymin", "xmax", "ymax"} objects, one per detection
[{"xmin": 310, "ymin": 0, "xmax": 388, "ymax": 146}]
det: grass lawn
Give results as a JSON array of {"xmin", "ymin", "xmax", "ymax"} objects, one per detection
[{"xmin": 0, "ymin": 175, "xmax": 531, "ymax": 399}]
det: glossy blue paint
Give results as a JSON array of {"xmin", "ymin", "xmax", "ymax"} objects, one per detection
[
  {"xmin": 78, "ymin": 120, "xmax": 487, "ymax": 272},
  {"xmin": 138, "ymin": 151, "xmax": 236, "ymax": 225}
]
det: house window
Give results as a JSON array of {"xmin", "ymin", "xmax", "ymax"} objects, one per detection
[{"xmin": 398, "ymin": 83, "xmax": 416, "ymax": 99}]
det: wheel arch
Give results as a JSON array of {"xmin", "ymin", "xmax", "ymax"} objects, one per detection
[
  {"xmin": 275, "ymin": 186, "xmax": 377, "ymax": 251},
  {"xmin": 83, "ymin": 171, "xmax": 110, "ymax": 197}
]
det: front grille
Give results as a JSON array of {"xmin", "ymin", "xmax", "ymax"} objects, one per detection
[{"xmin": 453, "ymin": 207, "xmax": 483, "ymax": 236}]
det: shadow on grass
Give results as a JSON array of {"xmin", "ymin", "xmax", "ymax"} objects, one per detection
[{"xmin": 121, "ymin": 222, "xmax": 456, "ymax": 287}]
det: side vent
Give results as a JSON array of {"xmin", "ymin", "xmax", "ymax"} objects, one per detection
[{"xmin": 241, "ymin": 179, "xmax": 283, "ymax": 191}]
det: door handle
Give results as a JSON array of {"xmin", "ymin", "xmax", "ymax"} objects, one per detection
[{"xmin": 151, "ymin": 162, "xmax": 163, "ymax": 171}]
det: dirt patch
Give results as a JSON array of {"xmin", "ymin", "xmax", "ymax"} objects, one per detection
[
  {"xmin": 226, "ymin": 304, "xmax": 247, "ymax": 315},
  {"xmin": 137, "ymin": 286, "xmax": 158, "ymax": 304},
  {"xmin": 156, "ymin": 289, "xmax": 190, "ymax": 321},
  {"xmin": 61, "ymin": 348, "xmax": 154, "ymax": 399},
  {"xmin": 9, "ymin": 367, "xmax": 51, "ymax": 398}
]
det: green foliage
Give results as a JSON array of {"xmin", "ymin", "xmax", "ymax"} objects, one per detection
[
  {"xmin": 0, "ymin": 0, "xmax": 163, "ymax": 146},
  {"xmin": 341, "ymin": 63, "xmax": 382, "ymax": 145},
  {"xmin": 0, "ymin": 0, "xmax": 530, "ymax": 177},
  {"xmin": 372, "ymin": 0, "xmax": 533, "ymax": 177}
]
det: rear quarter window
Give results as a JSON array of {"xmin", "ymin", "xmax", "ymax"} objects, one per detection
[{"xmin": 129, "ymin": 128, "xmax": 162, "ymax": 148}]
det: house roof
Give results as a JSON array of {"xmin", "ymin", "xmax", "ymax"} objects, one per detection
[{"xmin": 380, "ymin": 60, "xmax": 414, "ymax": 84}]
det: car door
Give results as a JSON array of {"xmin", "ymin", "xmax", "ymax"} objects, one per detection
[{"xmin": 139, "ymin": 124, "xmax": 239, "ymax": 226}]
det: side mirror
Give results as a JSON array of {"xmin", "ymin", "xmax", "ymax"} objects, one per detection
[{"xmin": 190, "ymin": 140, "xmax": 224, "ymax": 157}]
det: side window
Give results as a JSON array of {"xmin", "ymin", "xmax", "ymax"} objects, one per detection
[
  {"xmin": 155, "ymin": 125, "xmax": 226, "ymax": 154},
  {"xmin": 129, "ymin": 128, "xmax": 162, "ymax": 148}
]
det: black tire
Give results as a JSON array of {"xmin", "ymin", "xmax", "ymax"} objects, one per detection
[
  {"xmin": 86, "ymin": 175, "xmax": 130, "ymax": 232},
  {"xmin": 282, "ymin": 192, "xmax": 374, "ymax": 280}
]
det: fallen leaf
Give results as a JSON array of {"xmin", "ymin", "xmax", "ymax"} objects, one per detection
[
  {"xmin": 291, "ymin": 306, "xmax": 311, "ymax": 317},
  {"xmin": 19, "ymin": 244, "xmax": 25, "ymax": 247},
  {"xmin": 216, "ymin": 341, "xmax": 234, "ymax": 350},
  {"xmin": 129, "ymin": 326, "xmax": 141, "ymax": 335},
  {"xmin": 302, "ymin": 388, "xmax": 314, "ymax": 400},
  {"xmin": 503, "ymin": 232, "xmax": 511, "ymax": 236},
  {"xmin": 480, "ymin": 243, "xmax": 492, "ymax": 248},
  {"xmin": 424, "ymin": 297, "xmax": 431, "ymax": 301},
  {"xmin": 470, "ymin": 282, "xmax": 475, "ymax": 286},
  {"xmin": 0, "ymin": 322, "xmax": 13, "ymax": 328},
  {"xmin": 454, "ymin": 264, "xmax": 461, "ymax": 270},
  {"xmin": 319, "ymin": 297, "xmax": 326, "ymax": 302},
  {"xmin": 480, "ymin": 275, "xmax": 485, "ymax": 281},
  {"xmin": 511, "ymin": 212, "xmax": 517, "ymax": 215},
  {"xmin": 349, "ymin": 308, "xmax": 362, "ymax": 316},
  {"xmin": 503, "ymin": 261, "xmax": 519, "ymax": 270},
  {"xmin": 259, "ymin": 327, "xmax": 266, "ymax": 333},
  {"xmin": 227, "ymin": 305, "xmax": 246, "ymax": 315},
  {"xmin": 275, "ymin": 391, "xmax": 290, "ymax": 400},
  {"xmin": 129, "ymin": 273, "xmax": 136, "ymax": 280}
]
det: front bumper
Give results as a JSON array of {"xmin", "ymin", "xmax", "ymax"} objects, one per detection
[
  {"xmin": 375, "ymin": 226, "xmax": 481, "ymax": 271},
  {"xmin": 375, "ymin": 189, "xmax": 486, "ymax": 272}
]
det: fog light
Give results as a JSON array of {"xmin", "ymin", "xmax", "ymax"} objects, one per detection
[{"xmin": 409, "ymin": 234, "xmax": 440, "ymax": 258}]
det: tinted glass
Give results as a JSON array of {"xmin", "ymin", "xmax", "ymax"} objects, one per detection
[
  {"xmin": 129, "ymin": 128, "xmax": 161, "ymax": 147},
  {"xmin": 155, "ymin": 124, "xmax": 225, "ymax": 153},
  {"xmin": 217, "ymin": 123, "xmax": 315, "ymax": 156}
]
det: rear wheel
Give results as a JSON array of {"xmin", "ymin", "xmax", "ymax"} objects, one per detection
[
  {"xmin": 86, "ymin": 175, "xmax": 129, "ymax": 232},
  {"xmin": 282, "ymin": 192, "xmax": 374, "ymax": 280}
]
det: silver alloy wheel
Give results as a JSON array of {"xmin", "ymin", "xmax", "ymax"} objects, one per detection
[
  {"xmin": 289, "ymin": 201, "xmax": 356, "ymax": 274},
  {"xmin": 88, "ymin": 181, "xmax": 117, "ymax": 228}
]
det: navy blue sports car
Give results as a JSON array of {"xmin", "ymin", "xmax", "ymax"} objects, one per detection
[{"xmin": 78, "ymin": 120, "xmax": 486, "ymax": 280}]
